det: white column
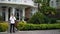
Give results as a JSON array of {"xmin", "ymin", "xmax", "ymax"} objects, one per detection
[
  {"xmin": 5, "ymin": 8, "xmax": 8, "ymax": 21},
  {"xmin": 12, "ymin": 7, "xmax": 15, "ymax": 15},
  {"xmin": 22, "ymin": 8, "xmax": 25, "ymax": 21}
]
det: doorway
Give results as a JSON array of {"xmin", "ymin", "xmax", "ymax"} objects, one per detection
[
  {"xmin": 8, "ymin": 7, "xmax": 11, "ymax": 20},
  {"xmin": 15, "ymin": 9, "xmax": 22, "ymax": 21},
  {"xmin": 2, "ymin": 8, "xmax": 6, "ymax": 21},
  {"xmin": 15, "ymin": 9, "xmax": 19, "ymax": 20}
]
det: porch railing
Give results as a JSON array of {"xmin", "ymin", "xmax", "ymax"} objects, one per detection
[{"xmin": 0, "ymin": 0, "xmax": 35, "ymax": 7}]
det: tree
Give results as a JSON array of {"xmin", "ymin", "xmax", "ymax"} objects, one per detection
[
  {"xmin": 32, "ymin": 0, "xmax": 57, "ymax": 23},
  {"xmin": 34, "ymin": 0, "xmax": 56, "ymax": 16},
  {"xmin": 34, "ymin": 0, "xmax": 50, "ymax": 11},
  {"xmin": 34, "ymin": 0, "xmax": 43, "ymax": 11},
  {"xmin": 28, "ymin": 12, "xmax": 46, "ymax": 24}
]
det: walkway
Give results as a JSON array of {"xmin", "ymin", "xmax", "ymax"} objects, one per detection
[{"xmin": 0, "ymin": 30, "xmax": 60, "ymax": 34}]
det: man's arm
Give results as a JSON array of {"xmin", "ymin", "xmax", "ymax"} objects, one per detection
[
  {"xmin": 14, "ymin": 17, "xmax": 16, "ymax": 20},
  {"xmin": 10, "ymin": 17, "xmax": 12, "ymax": 20}
]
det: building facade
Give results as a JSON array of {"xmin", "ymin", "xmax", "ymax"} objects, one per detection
[
  {"xmin": 50, "ymin": 0, "xmax": 60, "ymax": 18},
  {"xmin": 0, "ymin": 0, "xmax": 38, "ymax": 21}
]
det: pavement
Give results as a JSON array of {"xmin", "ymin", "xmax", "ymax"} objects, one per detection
[{"xmin": 0, "ymin": 29, "xmax": 60, "ymax": 34}]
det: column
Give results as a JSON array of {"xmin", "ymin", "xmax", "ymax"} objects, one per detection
[
  {"xmin": 22, "ymin": 8, "xmax": 25, "ymax": 21},
  {"xmin": 12, "ymin": 7, "xmax": 15, "ymax": 15},
  {"xmin": 5, "ymin": 8, "xmax": 8, "ymax": 21}
]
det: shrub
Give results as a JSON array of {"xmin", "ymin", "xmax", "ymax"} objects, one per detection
[
  {"xmin": 17, "ymin": 23, "xmax": 60, "ymax": 31},
  {"xmin": 28, "ymin": 12, "xmax": 56, "ymax": 24},
  {"xmin": 17, "ymin": 21, "xmax": 27, "ymax": 30},
  {"xmin": 50, "ymin": 18, "xmax": 57, "ymax": 24},
  {"xmin": 0, "ymin": 22, "xmax": 8, "ymax": 32},
  {"xmin": 28, "ymin": 12, "xmax": 46, "ymax": 24}
]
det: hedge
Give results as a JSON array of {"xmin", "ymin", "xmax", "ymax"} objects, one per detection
[
  {"xmin": 17, "ymin": 23, "xmax": 60, "ymax": 31},
  {"xmin": 0, "ymin": 22, "xmax": 8, "ymax": 32}
]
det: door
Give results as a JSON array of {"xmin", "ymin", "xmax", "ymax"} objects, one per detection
[
  {"xmin": 2, "ymin": 8, "xmax": 6, "ymax": 21},
  {"xmin": 15, "ymin": 9, "xmax": 20, "ymax": 20},
  {"xmin": 8, "ymin": 7, "xmax": 11, "ymax": 20}
]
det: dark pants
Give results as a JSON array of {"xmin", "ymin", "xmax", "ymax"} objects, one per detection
[{"xmin": 10, "ymin": 24, "xmax": 15, "ymax": 33}]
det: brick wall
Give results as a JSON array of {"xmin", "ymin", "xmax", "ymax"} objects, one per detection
[{"xmin": 25, "ymin": 7, "xmax": 31, "ymax": 19}]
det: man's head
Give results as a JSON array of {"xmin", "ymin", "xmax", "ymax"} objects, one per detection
[{"xmin": 11, "ymin": 14, "xmax": 14, "ymax": 17}]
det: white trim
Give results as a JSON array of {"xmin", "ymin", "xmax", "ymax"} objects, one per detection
[
  {"xmin": 5, "ymin": 8, "xmax": 8, "ymax": 21},
  {"xmin": 19, "ymin": 10, "xmax": 20, "ymax": 21},
  {"xmin": 22, "ymin": 8, "xmax": 25, "ymax": 21},
  {"xmin": 12, "ymin": 7, "xmax": 15, "ymax": 15}
]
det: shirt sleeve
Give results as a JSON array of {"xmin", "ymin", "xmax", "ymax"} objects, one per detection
[
  {"xmin": 14, "ymin": 17, "xmax": 16, "ymax": 20},
  {"xmin": 10, "ymin": 17, "xmax": 12, "ymax": 20}
]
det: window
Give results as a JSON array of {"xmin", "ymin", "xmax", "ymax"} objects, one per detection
[
  {"xmin": 56, "ymin": 0, "xmax": 60, "ymax": 6},
  {"xmin": 51, "ymin": 1, "xmax": 54, "ymax": 6},
  {"xmin": 2, "ymin": 8, "xmax": 6, "ymax": 21}
]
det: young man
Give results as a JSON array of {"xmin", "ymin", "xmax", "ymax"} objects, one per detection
[{"xmin": 9, "ymin": 14, "xmax": 16, "ymax": 33}]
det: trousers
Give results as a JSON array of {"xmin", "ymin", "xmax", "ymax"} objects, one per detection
[{"xmin": 10, "ymin": 24, "xmax": 15, "ymax": 33}]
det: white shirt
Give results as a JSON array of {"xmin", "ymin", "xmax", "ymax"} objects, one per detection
[{"xmin": 10, "ymin": 16, "xmax": 16, "ymax": 24}]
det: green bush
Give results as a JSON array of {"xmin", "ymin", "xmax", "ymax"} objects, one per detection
[
  {"xmin": 0, "ymin": 22, "xmax": 8, "ymax": 32},
  {"xmin": 17, "ymin": 21, "xmax": 27, "ymax": 30},
  {"xmin": 28, "ymin": 12, "xmax": 57, "ymax": 24},
  {"xmin": 50, "ymin": 18, "xmax": 57, "ymax": 24},
  {"xmin": 28, "ymin": 12, "xmax": 46, "ymax": 24},
  {"xmin": 17, "ymin": 23, "xmax": 60, "ymax": 31}
]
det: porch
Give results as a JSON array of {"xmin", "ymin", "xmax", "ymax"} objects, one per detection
[{"xmin": 0, "ymin": 5, "xmax": 36, "ymax": 21}]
